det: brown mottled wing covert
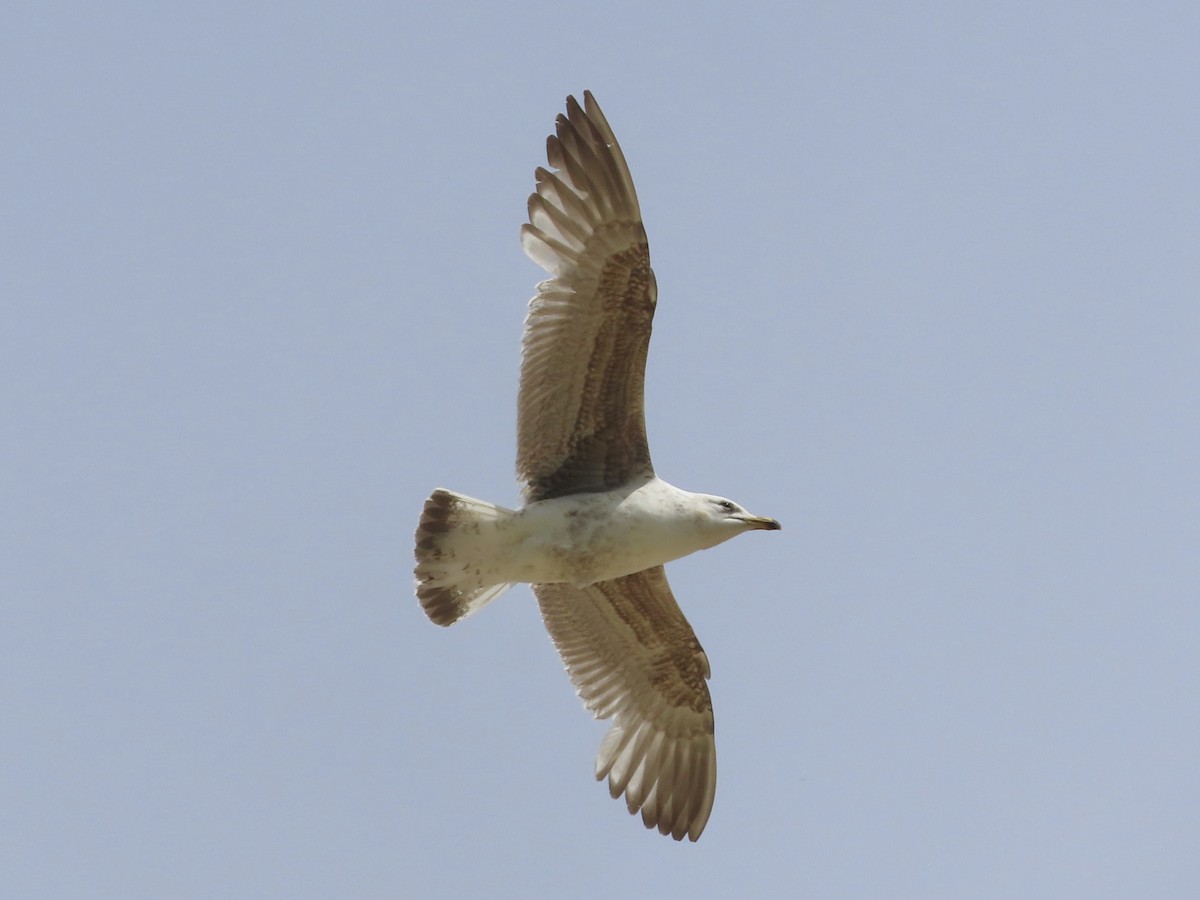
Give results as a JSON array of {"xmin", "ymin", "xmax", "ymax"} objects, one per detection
[
  {"xmin": 533, "ymin": 567, "xmax": 717, "ymax": 841},
  {"xmin": 518, "ymin": 91, "xmax": 658, "ymax": 502}
]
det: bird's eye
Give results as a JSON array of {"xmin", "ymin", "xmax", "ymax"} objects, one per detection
[{"xmin": 717, "ymin": 499, "xmax": 735, "ymax": 512}]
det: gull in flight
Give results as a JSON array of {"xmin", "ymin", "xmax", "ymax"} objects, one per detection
[{"xmin": 414, "ymin": 92, "xmax": 780, "ymax": 841}]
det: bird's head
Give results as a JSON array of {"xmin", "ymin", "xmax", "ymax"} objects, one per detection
[{"xmin": 694, "ymin": 494, "xmax": 781, "ymax": 547}]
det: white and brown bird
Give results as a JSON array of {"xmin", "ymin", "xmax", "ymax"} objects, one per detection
[{"xmin": 414, "ymin": 92, "xmax": 780, "ymax": 841}]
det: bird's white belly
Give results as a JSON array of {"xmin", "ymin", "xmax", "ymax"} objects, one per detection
[{"xmin": 505, "ymin": 485, "xmax": 701, "ymax": 587}]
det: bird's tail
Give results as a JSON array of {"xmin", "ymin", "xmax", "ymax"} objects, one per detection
[{"xmin": 413, "ymin": 488, "xmax": 516, "ymax": 626}]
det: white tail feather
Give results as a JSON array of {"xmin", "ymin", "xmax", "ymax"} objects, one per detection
[{"xmin": 413, "ymin": 489, "xmax": 516, "ymax": 626}]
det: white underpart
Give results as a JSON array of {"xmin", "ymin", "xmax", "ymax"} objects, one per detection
[
  {"xmin": 414, "ymin": 476, "xmax": 765, "ymax": 628},
  {"xmin": 485, "ymin": 477, "xmax": 738, "ymax": 587}
]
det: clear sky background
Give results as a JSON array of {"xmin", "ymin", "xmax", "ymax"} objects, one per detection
[{"xmin": 4, "ymin": 2, "xmax": 1198, "ymax": 897}]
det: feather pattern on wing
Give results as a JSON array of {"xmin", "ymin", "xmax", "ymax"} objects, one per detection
[
  {"xmin": 533, "ymin": 566, "xmax": 717, "ymax": 841},
  {"xmin": 518, "ymin": 92, "xmax": 659, "ymax": 502}
]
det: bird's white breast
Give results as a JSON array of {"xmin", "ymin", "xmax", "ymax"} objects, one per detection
[{"xmin": 505, "ymin": 478, "xmax": 709, "ymax": 587}]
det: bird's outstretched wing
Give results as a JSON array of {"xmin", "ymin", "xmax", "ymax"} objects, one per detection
[
  {"xmin": 517, "ymin": 92, "xmax": 658, "ymax": 502},
  {"xmin": 533, "ymin": 566, "xmax": 717, "ymax": 841}
]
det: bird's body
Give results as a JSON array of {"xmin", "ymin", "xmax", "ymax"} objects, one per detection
[
  {"xmin": 414, "ymin": 92, "xmax": 779, "ymax": 841},
  {"xmin": 419, "ymin": 476, "xmax": 772, "ymax": 592}
]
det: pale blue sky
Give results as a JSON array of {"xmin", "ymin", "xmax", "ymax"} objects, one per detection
[{"xmin": 4, "ymin": 2, "xmax": 1198, "ymax": 897}]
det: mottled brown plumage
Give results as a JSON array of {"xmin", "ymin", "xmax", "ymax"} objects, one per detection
[
  {"xmin": 516, "ymin": 92, "xmax": 722, "ymax": 840},
  {"xmin": 534, "ymin": 568, "xmax": 716, "ymax": 840},
  {"xmin": 518, "ymin": 93, "xmax": 657, "ymax": 502}
]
